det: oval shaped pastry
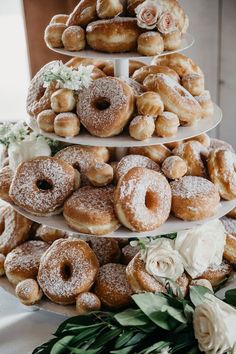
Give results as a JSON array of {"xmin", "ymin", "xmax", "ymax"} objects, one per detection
[
  {"xmin": 10, "ymin": 157, "xmax": 75, "ymax": 216},
  {"xmin": 77, "ymin": 77, "xmax": 134, "ymax": 137},
  {"xmin": 136, "ymin": 91, "xmax": 164, "ymax": 117},
  {"xmin": 114, "ymin": 167, "xmax": 171, "ymax": 232},
  {"xmin": 67, "ymin": 0, "xmax": 97, "ymax": 27},
  {"xmin": 170, "ymin": 176, "xmax": 220, "ymax": 221},
  {"xmin": 87, "ymin": 237, "xmax": 121, "ymax": 265},
  {"xmin": 128, "ymin": 144, "xmax": 171, "ymax": 164},
  {"xmin": 132, "ymin": 65, "xmax": 180, "ymax": 84},
  {"xmin": 76, "ymin": 292, "xmax": 101, "ymax": 314},
  {"xmin": 35, "ymin": 225, "xmax": 68, "ymax": 244},
  {"xmin": 161, "ymin": 156, "xmax": 187, "ymax": 180},
  {"xmin": 96, "ymin": 0, "xmax": 123, "ymax": 19},
  {"xmin": 38, "ymin": 239, "xmax": 99, "ymax": 304},
  {"xmin": 196, "ymin": 262, "xmax": 233, "ymax": 288},
  {"xmin": 15, "ymin": 279, "xmax": 43, "ymax": 306},
  {"xmin": 129, "ymin": 115, "xmax": 155, "ymax": 141}
]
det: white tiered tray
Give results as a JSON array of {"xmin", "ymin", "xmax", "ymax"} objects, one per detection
[
  {"xmin": 26, "ymin": 103, "xmax": 222, "ymax": 147},
  {"xmin": 10, "ymin": 199, "xmax": 236, "ymax": 239}
]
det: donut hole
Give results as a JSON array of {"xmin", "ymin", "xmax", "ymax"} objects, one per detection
[
  {"xmin": 61, "ymin": 262, "xmax": 73, "ymax": 281},
  {"xmin": 94, "ymin": 98, "xmax": 111, "ymax": 111},
  {"xmin": 0, "ymin": 219, "xmax": 5, "ymax": 236},
  {"xmin": 145, "ymin": 191, "xmax": 158, "ymax": 211},
  {"xmin": 36, "ymin": 179, "xmax": 53, "ymax": 191}
]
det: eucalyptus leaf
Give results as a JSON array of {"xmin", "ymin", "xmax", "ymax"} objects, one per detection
[
  {"xmin": 110, "ymin": 346, "xmax": 136, "ymax": 354},
  {"xmin": 224, "ymin": 289, "xmax": 236, "ymax": 307},
  {"xmin": 114, "ymin": 330, "xmax": 134, "ymax": 349},
  {"xmin": 50, "ymin": 335, "xmax": 74, "ymax": 354},
  {"xmin": 115, "ymin": 308, "xmax": 150, "ymax": 326},
  {"xmin": 161, "ymin": 305, "xmax": 187, "ymax": 324},
  {"xmin": 93, "ymin": 328, "xmax": 122, "ymax": 347},
  {"xmin": 189, "ymin": 286, "xmax": 212, "ymax": 307},
  {"xmin": 138, "ymin": 340, "xmax": 171, "ymax": 354}
]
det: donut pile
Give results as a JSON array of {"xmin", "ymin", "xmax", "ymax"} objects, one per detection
[
  {"xmin": 28, "ymin": 53, "xmax": 214, "ymax": 140},
  {"xmin": 44, "ymin": 0, "xmax": 189, "ymax": 56}
]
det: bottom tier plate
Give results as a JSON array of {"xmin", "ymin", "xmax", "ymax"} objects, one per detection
[{"xmin": 11, "ymin": 199, "xmax": 236, "ymax": 239}]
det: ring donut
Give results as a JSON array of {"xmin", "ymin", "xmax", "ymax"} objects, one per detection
[{"xmin": 67, "ymin": 0, "xmax": 97, "ymax": 27}]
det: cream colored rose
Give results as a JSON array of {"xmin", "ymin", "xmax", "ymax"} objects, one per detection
[
  {"xmin": 157, "ymin": 11, "xmax": 175, "ymax": 34},
  {"xmin": 135, "ymin": 0, "xmax": 161, "ymax": 29},
  {"xmin": 143, "ymin": 238, "xmax": 184, "ymax": 285},
  {"xmin": 175, "ymin": 219, "xmax": 226, "ymax": 278},
  {"xmin": 193, "ymin": 294, "xmax": 236, "ymax": 354}
]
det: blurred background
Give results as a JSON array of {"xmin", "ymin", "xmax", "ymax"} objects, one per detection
[{"xmin": 0, "ymin": 0, "xmax": 235, "ymax": 146}]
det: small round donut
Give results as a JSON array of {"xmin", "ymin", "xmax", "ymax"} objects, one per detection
[
  {"xmin": 87, "ymin": 237, "xmax": 121, "ymax": 265},
  {"xmin": 10, "ymin": 157, "xmax": 75, "ymax": 216},
  {"xmin": 77, "ymin": 77, "xmax": 134, "ymax": 138},
  {"xmin": 86, "ymin": 18, "xmax": 142, "ymax": 53},
  {"xmin": 54, "ymin": 113, "xmax": 80, "ymax": 138},
  {"xmin": 38, "ymin": 239, "xmax": 99, "ymax": 304},
  {"xmin": 0, "ymin": 166, "xmax": 13, "ymax": 203},
  {"xmin": 170, "ymin": 176, "xmax": 220, "ymax": 221},
  {"xmin": 185, "ymin": 133, "xmax": 211, "ymax": 148},
  {"xmin": 196, "ymin": 262, "xmax": 233, "ymax": 288},
  {"xmin": 121, "ymin": 244, "xmax": 140, "ymax": 265},
  {"xmin": 129, "ymin": 115, "xmax": 155, "ymax": 141},
  {"xmin": 161, "ymin": 156, "xmax": 187, "ymax": 180},
  {"xmin": 76, "ymin": 292, "xmax": 101, "ymax": 314},
  {"xmin": 144, "ymin": 73, "xmax": 202, "ymax": 125},
  {"xmin": 227, "ymin": 207, "xmax": 236, "ymax": 219},
  {"xmin": 115, "ymin": 154, "xmax": 160, "ymax": 182},
  {"xmin": 62, "ymin": 26, "xmax": 85, "ymax": 51},
  {"xmin": 0, "ymin": 206, "xmax": 32, "ymax": 255},
  {"xmin": 44, "ymin": 23, "xmax": 67, "ymax": 48},
  {"xmin": 67, "ymin": 0, "xmax": 97, "ymax": 27},
  {"xmin": 37, "ymin": 109, "xmax": 56, "ymax": 133},
  {"xmin": 182, "ymin": 73, "xmax": 205, "ymax": 96},
  {"xmin": 221, "ymin": 216, "xmax": 236, "ymax": 237},
  {"xmin": 35, "ymin": 225, "xmax": 68, "ymax": 244},
  {"xmin": 224, "ymin": 234, "xmax": 236, "ymax": 266},
  {"xmin": 94, "ymin": 263, "xmax": 133, "ymax": 309},
  {"xmin": 136, "ymin": 92, "xmax": 164, "ymax": 117},
  {"xmin": 15, "ymin": 279, "xmax": 43, "ymax": 306},
  {"xmin": 137, "ymin": 32, "xmax": 164, "ymax": 56},
  {"xmin": 128, "ymin": 144, "xmax": 171, "ymax": 164},
  {"xmin": 50, "ymin": 88, "xmax": 76, "ymax": 113},
  {"xmin": 132, "ymin": 65, "xmax": 180, "ymax": 84},
  {"xmin": 210, "ymin": 138, "xmax": 235, "ymax": 153},
  {"xmin": 208, "ymin": 148, "xmax": 236, "ymax": 200},
  {"xmin": 114, "ymin": 167, "xmax": 171, "ymax": 232},
  {"xmin": 0, "ymin": 254, "xmax": 5, "ymax": 276},
  {"xmin": 96, "ymin": 0, "xmax": 123, "ymax": 19},
  {"xmin": 5, "ymin": 240, "xmax": 49, "ymax": 285},
  {"xmin": 50, "ymin": 14, "xmax": 69, "ymax": 25},
  {"xmin": 155, "ymin": 112, "xmax": 180, "ymax": 138},
  {"xmin": 163, "ymin": 29, "xmax": 182, "ymax": 51},
  {"xmin": 194, "ymin": 90, "xmax": 214, "ymax": 118},
  {"xmin": 85, "ymin": 162, "xmax": 113, "ymax": 187},
  {"xmin": 63, "ymin": 186, "xmax": 120, "ymax": 235}
]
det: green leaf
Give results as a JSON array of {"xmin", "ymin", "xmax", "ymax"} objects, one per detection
[
  {"xmin": 189, "ymin": 286, "xmax": 212, "ymax": 307},
  {"xmin": 50, "ymin": 335, "xmax": 74, "ymax": 354},
  {"xmin": 138, "ymin": 341, "xmax": 171, "ymax": 354},
  {"xmin": 161, "ymin": 305, "xmax": 187, "ymax": 324},
  {"xmin": 114, "ymin": 330, "xmax": 134, "ymax": 349},
  {"xmin": 93, "ymin": 328, "xmax": 122, "ymax": 347},
  {"xmin": 110, "ymin": 346, "xmax": 136, "ymax": 354},
  {"xmin": 66, "ymin": 347, "xmax": 101, "ymax": 354},
  {"xmin": 115, "ymin": 309, "xmax": 150, "ymax": 327},
  {"xmin": 183, "ymin": 303, "xmax": 194, "ymax": 322},
  {"xmin": 224, "ymin": 289, "xmax": 236, "ymax": 307},
  {"xmin": 149, "ymin": 311, "xmax": 178, "ymax": 330}
]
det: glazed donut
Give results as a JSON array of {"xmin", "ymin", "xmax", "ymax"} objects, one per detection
[
  {"xmin": 87, "ymin": 237, "xmax": 121, "ymax": 265},
  {"xmin": 67, "ymin": 0, "xmax": 97, "ymax": 27},
  {"xmin": 63, "ymin": 186, "xmax": 120, "ymax": 235},
  {"xmin": 227, "ymin": 207, "xmax": 236, "ymax": 219},
  {"xmin": 15, "ymin": 279, "xmax": 43, "ymax": 306},
  {"xmin": 77, "ymin": 77, "xmax": 134, "ymax": 137},
  {"xmin": 62, "ymin": 26, "xmax": 85, "ymax": 51},
  {"xmin": 170, "ymin": 176, "xmax": 220, "ymax": 221},
  {"xmin": 26, "ymin": 61, "xmax": 59, "ymax": 117},
  {"xmin": 96, "ymin": 0, "xmax": 123, "ymax": 18},
  {"xmin": 38, "ymin": 239, "xmax": 99, "ymax": 304},
  {"xmin": 115, "ymin": 154, "xmax": 160, "ymax": 182},
  {"xmin": 10, "ymin": 157, "xmax": 75, "ymax": 216},
  {"xmin": 144, "ymin": 73, "xmax": 202, "ymax": 125},
  {"xmin": 132, "ymin": 65, "xmax": 180, "ymax": 84},
  {"xmin": 50, "ymin": 14, "xmax": 69, "ymax": 25},
  {"xmin": 44, "ymin": 23, "xmax": 67, "ymax": 48},
  {"xmin": 136, "ymin": 92, "xmax": 164, "ymax": 117},
  {"xmin": 114, "ymin": 167, "xmax": 171, "ymax": 231},
  {"xmin": 121, "ymin": 244, "xmax": 140, "ymax": 265},
  {"xmin": 208, "ymin": 148, "xmax": 236, "ymax": 200},
  {"xmin": 128, "ymin": 144, "xmax": 171, "ymax": 164},
  {"xmin": 161, "ymin": 156, "xmax": 187, "ymax": 180},
  {"xmin": 0, "ymin": 166, "xmax": 13, "ymax": 203},
  {"xmin": 35, "ymin": 225, "xmax": 68, "ymax": 244},
  {"xmin": 224, "ymin": 234, "xmax": 236, "ymax": 265},
  {"xmin": 94, "ymin": 263, "xmax": 132, "ymax": 309},
  {"xmin": 163, "ymin": 29, "xmax": 182, "ymax": 51},
  {"xmin": 86, "ymin": 18, "xmax": 142, "ymax": 53},
  {"xmin": 85, "ymin": 162, "xmax": 114, "ymax": 187},
  {"xmin": 37, "ymin": 109, "xmax": 56, "ymax": 133},
  {"xmin": 54, "ymin": 113, "xmax": 80, "ymax": 138},
  {"xmin": 185, "ymin": 133, "xmax": 211, "ymax": 148},
  {"xmin": 196, "ymin": 262, "xmax": 233, "ymax": 287},
  {"xmin": 0, "ymin": 206, "xmax": 32, "ymax": 255},
  {"xmin": 194, "ymin": 90, "xmax": 214, "ymax": 118},
  {"xmin": 5, "ymin": 241, "xmax": 49, "ymax": 285},
  {"xmin": 129, "ymin": 115, "xmax": 155, "ymax": 141},
  {"xmin": 155, "ymin": 112, "xmax": 180, "ymax": 138},
  {"xmin": 210, "ymin": 138, "xmax": 235, "ymax": 153},
  {"xmin": 76, "ymin": 292, "xmax": 101, "ymax": 314},
  {"xmin": 50, "ymin": 88, "xmax": 76, "ymax": 113},
  {"xmin": 173, "ymin": 141, "xmax": 208, "ymax": 177},
  {"xmin": 137, "ymin": 32, "xmax": 164, "ymax": 56},
  {"xmin": 0, "ymin": 253, "xmax": 5, "ymax": 276},
  {"xmin": 182, "ymin": 73, "xmax": 205, "ymax": 96}
]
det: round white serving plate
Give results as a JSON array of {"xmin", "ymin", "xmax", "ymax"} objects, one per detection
[
  {"xmin": 11, "ymin": 199, "xmax": 236, "ymax": 239},
  {"xmin": 26, "ymin": 103, "xmax": 222, "ymax": 147}
]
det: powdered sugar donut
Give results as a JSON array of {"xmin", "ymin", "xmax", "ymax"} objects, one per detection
[
  {"xmin": 132, "ymin": 65, "xmax": 180, "ymax": 84},
  {"xmin": 76, "ymin": 292, "xmax": 101, "ymax": 314},
  {"xmin": 15, "ymin": 279, "xmax": 43, "ymax": 305},
  {"xmin": 161, "ymin": 156, "xmax": 187, "ymax": 180}
]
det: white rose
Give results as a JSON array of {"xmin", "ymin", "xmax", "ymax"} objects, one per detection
[
  {"xmin": 143, "ymin": 238, "xmax": 184, "ymax": 285},
  {"xmin": 175, "ymin": 220, "xmax": 226, "ymax": 278},
  {"xmin": 193, "ymin": 294, "xmax": 236, "ymax": 354}
]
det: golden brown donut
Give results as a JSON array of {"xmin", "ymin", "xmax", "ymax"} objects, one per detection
[
  {"xmin": 224, "ymin": 234, "xmax": 236, "ymax": 265},
  {"xmin": 66, "ymin": 57, "xmax": 108, "ymax": 70},
  {"xmin": 137, "ymin": 32, "xmax": 164, "ymax": 56},
  {"xmin": 0, "ymin": 253, "xmax": 5, "ymax": 276},
  {"xmin": 136, "ymin": 91, "xmax": 164, "ymax": 117},
  {"xmin": 62, "ymin": 26, "xmax": 85, "ymax": 51},
  {"xmin": 185, "ymin": 133, "xmax": 211, "ymax": 148},
  {"xmin": 0, "ymin": 206, "xmax": 32, "ymax": 255},
  {"xmin": 90, "ymin": 67, "xmax": 107, "ymax": 80},
  {"xmin": 194, "ymin": 90, "xmax": 214, "ymax": 118},
  {"xmin": 44, "ymin": 23, "xmax": 67, "ymax": 48},
  {"xmin": 67, "ymin": 0, "xmax": 97, "ymax": 27},
  {"xmin": 170, "ymin": 176, "xmax": 220, "ymax": 221},
  {"xmin": 54, "ymin": 113, "xmax": 80, "ymax": 138},
  {"xmin": 15, "ymin": 279, "xmax": 43, "ymax": 306},
  {"xmin": 127, "ymin": 78, "xmax": 146, "ymax": 97},
  {"xmin": 208, "ymin": 148, "xmax": 236, "ymax": 200},
  {"xmin": 38, "ymin": 239, "xmax": 99, "ymax": 304},
  {"xmin": 121, "ymin": 244, "xmax": 140, "ymax": 265},
  {"xmin": 5, "ymin": 240, "xmax": 49, "ymax": 285},
  {"xmin": 0, "ymin": 166, "xmax": 13, "ymax": 203},
  {"xmin": 155, "ymin": 111, "xmax": 180, "ymax": 138},
  {"xmin": 196, "ymin": 262, "xmax": 233, "ymax": 288},
  {"xmin": 163, "ymin": 29, "xmax": 182, "ymax": 51},
  {"xmin": 129, "ymin": 115, "xmax": 155, "ymax": 141},
  {"xmin": 50, "ymin": 14, "xmax": 69, "ymax": 25},
  {"xmin": 132, "ymin": 65, "xmax": 180, "ymax": 85},
  {"xmin": 94, "ymin": 263, "xmax": 133, "ymax": 309},
  {"xmin": 85, "ymin": 162, "xmax": 114, "ymax": 187},
  {"xmin": 10, "ymin": 157, "xmax": 76, "ymax": 216},
  {"xmin": 210, "ymin": 138, "xmax": 235, "ymax": 153},
  {"xmin": 96, "ymin": 0, "xmax": 123, "ymax": 18},
  {"xmin": 76, "ymin": 292, "xmax": 101, "ymax": 314},
  {"xmin": 35, "ymin": 225, "xmax": 68, "ymax": 244},
  {"xmin": 77, "ymin": 77, "xmax": 134, "ymax": 138},
  {"xmin": 51, "ymin": 88, "xmax": 76, "ymax": 113},
  {"xmin": 37, "ymin": 109, "xmax": 56, "ymax": 133},
  {"xmin": 86, "ymin": 18, "xmax": 142, "ymax": 53},
  {"xmin": 87, "ymin": 237, "xmax": 121, "ymax": 265},
  {"xmin": 63, "ymin": 186, "xmax": 120, "ymax": 235},
  {"xmin": 165, "ymin": 141, "xmax": 183, "ymax": 150},
  {"xmin": 128, "ymin": 144, "xmax": 171, "ymax": 164},
  {"xmin": 114, "ymin": 167, "xmax": 171, "ymax": 232},
  {"xmin": 161, "ymin": 156, "xmax": 187, "ymax": 180},
  {"xmin": 182, "ymin": 73, "xmax": 205, "ymax": 96}
]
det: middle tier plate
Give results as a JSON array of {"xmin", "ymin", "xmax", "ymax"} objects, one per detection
[
  {"xmin": 26, "ymin": 103, "xmax": 222, "ymax": 147},
  {"xmin": 10, "ymin": 199, "xmax": 236, "ymax": 239}
]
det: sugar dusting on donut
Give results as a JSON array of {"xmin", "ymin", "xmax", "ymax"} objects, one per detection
[
  {"xmin": 171, "ymin": 176, "xmax": 215, "ymax": 199},
  {"xmin": 221, "ymin": 216, "xmax": 236, "ymax": 236},
  {"xmin": 116, "ymin": 155, "xmax": 160, "ymax": 180}
]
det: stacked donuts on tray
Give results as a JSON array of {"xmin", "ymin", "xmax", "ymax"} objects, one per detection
[{"xmin": 44, "ymin": 0, "xmax": 189, "ymax": 56}]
